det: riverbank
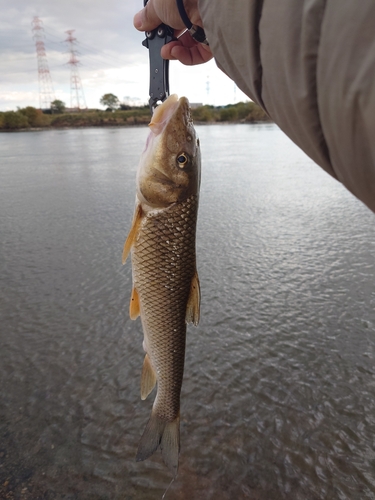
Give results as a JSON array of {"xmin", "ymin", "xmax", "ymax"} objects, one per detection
[{"xmin": 0, "ymin": 101, "xmax": 270, "ymax": 131}]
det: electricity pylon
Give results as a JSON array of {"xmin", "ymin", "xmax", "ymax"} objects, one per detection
[
  {"xmin": 65, "ymin": 30, "xmax": 87, "ymax": 110},
  {"xmin": 32, "ymin": 17, "xmax": 56, "ymax": 110}
]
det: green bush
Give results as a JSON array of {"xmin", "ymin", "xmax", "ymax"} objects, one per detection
[
  {"xmin": 0, "ymin": 101, "xmax": 270, "ymax": 131},
  {"xmin": 244, "ymin": 104, "xmax": 269, "ymax": 122},
  {"xmin": 236, "ymin": 102, "xmax": 253, "ymax": 120},
  {"xmin": 219, "ymin": 106, "xmax": 238, "ymax": 122},
  {"xmin": 0, "ymin": 107, "xmax": 53, "ymax": 130},
  {"xmin": 19, "ymin": 107, "xmax": 50, "ymax": 127},
  {"xmin": 192, "ymin": 105, "xmax": 214, "ymax": 122},
  {"xmin": 1, "ymin": 111, "xmax": 29, "ymax": 130}
]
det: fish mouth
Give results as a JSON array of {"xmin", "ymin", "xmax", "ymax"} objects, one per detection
[{"xmin": 149, "ymin": 94, "xmax": 188, "ymax": 136}]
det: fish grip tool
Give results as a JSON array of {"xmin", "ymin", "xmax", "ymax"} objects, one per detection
[{"xmin": 142, "ymin": 0, "xmax": 175, "ymax": 113}]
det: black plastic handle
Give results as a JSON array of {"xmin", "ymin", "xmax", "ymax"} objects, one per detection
[{"xmin": 142, "ymin": 0, "xmax": 174, "ymax": 113}]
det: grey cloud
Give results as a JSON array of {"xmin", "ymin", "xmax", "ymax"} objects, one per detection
[{"xmin": 0, "ymin": 0, "xmax": 150, "ymax": 108}]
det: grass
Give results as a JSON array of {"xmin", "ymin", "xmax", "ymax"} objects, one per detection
[{"xmin": 0, "ymin": 102, "xmax": 270, "ymax": 131}]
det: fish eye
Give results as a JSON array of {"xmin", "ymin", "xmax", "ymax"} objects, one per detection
[{"xmin": 177, "ymin": 153, "xmax": 189, "ymax": 168}]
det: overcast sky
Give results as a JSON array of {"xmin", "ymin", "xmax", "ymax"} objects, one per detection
[{"xmin": 0, "ymin": 0, "xmax": 248, "ymax": 111}]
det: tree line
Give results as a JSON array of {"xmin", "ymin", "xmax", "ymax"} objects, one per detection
[{"xmin": 0, "ymin": 96, "xmax": 270, "ymax": 131}]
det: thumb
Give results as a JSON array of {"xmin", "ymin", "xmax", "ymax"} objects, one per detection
[{"xmin": 133, "ymin": 1, "xmax": 161, "ymax": 31}]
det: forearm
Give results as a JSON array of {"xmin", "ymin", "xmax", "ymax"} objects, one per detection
[
  {"xmin": 198, "ymin": 0, "xmax": 375, "ymax": 213},
  {"xmin": 134, "ymin": 0, "xmax": 375, "ymax": 212}
]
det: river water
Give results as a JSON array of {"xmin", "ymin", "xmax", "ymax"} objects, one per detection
[{"xmin": 0, "ymin": 124, "xmax": 375, "ymax": 500}]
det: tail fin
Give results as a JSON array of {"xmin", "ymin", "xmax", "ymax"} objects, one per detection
[{"xmin": 136, "ymin": 411, "xmax": 180, "ymax": 477}]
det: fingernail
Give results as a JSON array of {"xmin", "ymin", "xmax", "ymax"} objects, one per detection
[{"xmin": 133, "ymin": 11, "xmax": 143, "ymax": 29}]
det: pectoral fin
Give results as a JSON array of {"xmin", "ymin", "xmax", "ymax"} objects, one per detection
[
  {"xmin": 122, "ymin": 203, "xmax": 142, "ymax": 264},
  {"xmin": 129, "ymin": 286, "xmax": 140, "ymax": 320},
  {"xmin": 185, "ymin": 270, "xmax": 200, "ymax": 326},
  {"xmin": 141, "ymin": 353, "xmax": 157, "ymax": 400}
]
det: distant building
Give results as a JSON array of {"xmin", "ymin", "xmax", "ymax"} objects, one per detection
[
  {"xmin": 64, "ymin": 107, "xmax": 90, "ymax": 113},
  {"xmin": 190, "ymin": 103, "xmax": 203, "ymax": 109}
]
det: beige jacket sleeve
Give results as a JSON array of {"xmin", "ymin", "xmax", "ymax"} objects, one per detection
[{"xmin": 199, "ymin": 0, "xmax": 375, "ymax": 213}]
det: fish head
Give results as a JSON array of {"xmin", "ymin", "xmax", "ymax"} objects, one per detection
[{"xmin": 137, "ymin": 94, "xmax": 201, "ymax": 210}]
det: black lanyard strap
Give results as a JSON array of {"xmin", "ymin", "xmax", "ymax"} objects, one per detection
[{"xmin": 175, "ymin": 0, "xmax": 209, "ymax": 45}]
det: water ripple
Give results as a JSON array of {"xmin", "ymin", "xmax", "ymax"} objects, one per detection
[{"xmin": 0, "ymin": 125, "xmax": 375, "ymax": 499}]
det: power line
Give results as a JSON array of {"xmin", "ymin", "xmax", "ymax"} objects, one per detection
[{"xmin": 43, "ymin": 27, "xmax": 125, "ymax": 68}]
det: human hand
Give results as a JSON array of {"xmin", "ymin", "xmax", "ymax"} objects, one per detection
[{"xmin": 133, "ymin": 0, "xmax": 213, "ymax": 66}]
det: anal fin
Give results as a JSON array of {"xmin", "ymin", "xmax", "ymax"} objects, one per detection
[
  {"xmin": 141, "ymin": 353, "xmax": 157, "ymax": 400},
  {"xmin": 185, "ymin": 270, "xmax": 200, "ymax": 326}
]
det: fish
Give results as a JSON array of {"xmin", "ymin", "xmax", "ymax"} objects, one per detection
[{"xmin": 122, "ymin": 94, "xmax": 201, "ymax": 476}]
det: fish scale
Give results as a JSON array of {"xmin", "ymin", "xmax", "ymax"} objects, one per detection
[{"xmin": 132, "ymin": 195, "xmax": 198, "ymax": 420}]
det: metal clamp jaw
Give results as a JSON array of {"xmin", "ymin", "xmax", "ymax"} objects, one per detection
[{"xmin": 142, "ymin": 1, "xmax": 174, "ymax": 113}]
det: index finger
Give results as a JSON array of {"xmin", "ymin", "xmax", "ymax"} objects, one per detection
[
  {"xmin": 134, "ymin": 0, "xmax": 185, "ymax": 32},
  {"xmin": 133, "ymin": 1, "xmax": 161, "ymax": 31}
]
